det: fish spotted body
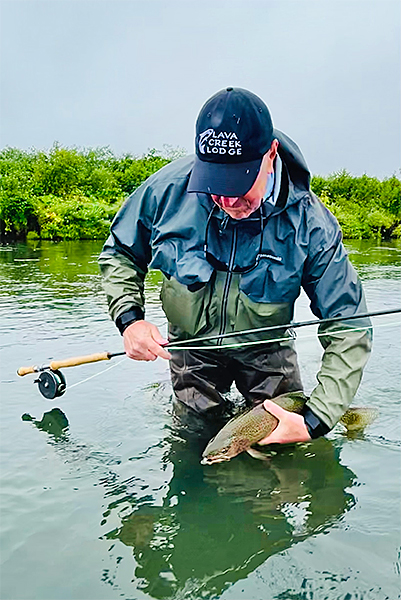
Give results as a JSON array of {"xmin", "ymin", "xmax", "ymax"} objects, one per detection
[{"xmin": 201, "ymin": 391, "xmax": 378, "ymax": 465}]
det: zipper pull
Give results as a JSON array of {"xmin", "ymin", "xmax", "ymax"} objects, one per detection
[{"xmin": 220, "ymin": 215, "xmax": 230, "ymax": 233}]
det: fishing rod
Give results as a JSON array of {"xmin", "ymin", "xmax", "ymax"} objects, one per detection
[
  {"xmin": 166, "ymin": 307, "xmax": 401, "ymax": 347},
  {"xmin": 17, "ymin": 307, "xmax": 401, "ymax": 399}
]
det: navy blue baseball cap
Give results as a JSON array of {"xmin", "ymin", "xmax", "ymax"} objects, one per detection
[{"xmin": 188, "ymin": 87, "xmax": 274, "ymax": 197}]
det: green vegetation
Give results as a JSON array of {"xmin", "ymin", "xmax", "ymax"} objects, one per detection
[
  {"xmin": 311, "ymin": 171, "xmax": 401, "ymax": 239},
  {"xmin": 1, "ymin": 145, "xmax": 400, "ymax": 240},
  {"xmin": 0, "ymin": 145, "xmax": 178, "ymax": 241}
]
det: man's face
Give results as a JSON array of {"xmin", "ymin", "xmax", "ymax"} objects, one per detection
[
  {"xmin": 211, "ymin": 192, "xmax": 264, "ymax": 220},
  {"xmin": 211, "ymin": 140, "xmax": 278, "ymax": 220}
]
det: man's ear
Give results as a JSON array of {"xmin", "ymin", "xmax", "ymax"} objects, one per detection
[{"xmin": 268, "ymin": 139, "xmax": 279, "ymax": 160}]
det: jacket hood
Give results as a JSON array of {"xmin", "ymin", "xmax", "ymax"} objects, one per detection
[{"xmin": 274, "ymin": 129, "xmax": 311, "ymax": 194}]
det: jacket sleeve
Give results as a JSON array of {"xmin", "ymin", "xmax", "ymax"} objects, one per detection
[
  {"xmin": 301, "ymin": 196, "xmax": 372, "ymax": 430},
  {"xmin": 98, "ymin": 180, "xmax": 157, "ymax": 323}
]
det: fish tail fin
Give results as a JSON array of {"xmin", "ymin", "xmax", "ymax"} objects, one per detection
[{"xmin": 339, "ymin": 407, "xmax": 379, "ymax": 431}]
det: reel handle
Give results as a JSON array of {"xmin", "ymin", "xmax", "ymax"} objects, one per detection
[{"xmin": 49, "ymin": 352, "xmax": 110, "ymax": 370}]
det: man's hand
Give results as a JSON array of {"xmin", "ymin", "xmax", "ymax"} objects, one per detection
[
  {"xmin": 258, "ymin": 400, "xmax": 312, "ymax": 445},
  {"xmin": 123, "ymin": 320, "xmax": 172, "ymax": 361}
]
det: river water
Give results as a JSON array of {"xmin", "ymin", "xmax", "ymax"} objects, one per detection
[{"xmin": 0, "ymin": 239, "xmax": 400, "ymax": 600}]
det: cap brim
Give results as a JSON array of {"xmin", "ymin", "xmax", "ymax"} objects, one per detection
[{"xmin": 187, "ymin": 157, "xmax": 263, "ymax": 197}]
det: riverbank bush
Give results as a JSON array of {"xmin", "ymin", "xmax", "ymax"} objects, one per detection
[
  {"xmin": 311, "ymin": 171, "xmax": 401, "ymax": 239},
  {"xmin": 0, "ymin": 145, "xmax": 174, "ymax": 240},
  {"xmin": 1, "ymin": 145, "xmax": 400, "ymax": 240}
]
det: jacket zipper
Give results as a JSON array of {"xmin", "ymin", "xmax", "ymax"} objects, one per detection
[{"xmin": 218, "ymin": 226, "xmax": 237, "ymax": 346}]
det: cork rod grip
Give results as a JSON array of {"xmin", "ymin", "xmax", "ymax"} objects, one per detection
[
  {"xmin": 49, "ymin": 352, "xmax": 111, "ymax": 370},
  {"xmin": 17, "ymin": 365, "xmax": 39, "ymax": 377}
]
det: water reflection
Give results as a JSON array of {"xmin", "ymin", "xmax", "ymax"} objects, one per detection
[
  {"xmin": 22, "ymin": 408, "xmax": 69, "ymax": 440},
  {"xmin": 0, "ymin": 241, "xmax": 399, "ymax": 305},
  {"xmin": 101, "ymin": 424, "xmax": 355, "ymax": 599},
  {"xmin": 21, "ymin": 408, "xmax": 121, "ymax": 470},
  {"xmin": 0, "ymin": 240, "xmax": 163, "ymax": 302},
  {"xmin": 23, "ymin": 406, "xmax": 356, "ymax": 599},
  {"xmin": 344, "ymin": 239, "xmax": 401, "ymax": 280}
]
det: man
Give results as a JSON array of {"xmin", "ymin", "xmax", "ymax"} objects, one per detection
[{"xmin": 98, "ymin": 87, "xmax": 371, "ymax": 445}]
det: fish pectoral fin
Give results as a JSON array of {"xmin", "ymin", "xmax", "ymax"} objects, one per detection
[{"xmin": 246, "ymin": 447, "xmax": 271, "ymax": 461}]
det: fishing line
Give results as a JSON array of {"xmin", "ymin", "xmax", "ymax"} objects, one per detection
[
  {"xmin": 166, "ymin": 321, "xmax": 400, "ymax": 351},
  {"xmin": 67, "ymin": 357, "xmax": 127, "ymax": 391}
]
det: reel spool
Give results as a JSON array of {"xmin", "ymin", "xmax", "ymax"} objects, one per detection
[{"xmin": 34, "ymin": 370, "xmax": 66, "ymax": 400}]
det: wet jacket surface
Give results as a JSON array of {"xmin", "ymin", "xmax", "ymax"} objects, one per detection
[{"xmin": 98, "ymin": 130, "xmax": 371, "ymax": 429}]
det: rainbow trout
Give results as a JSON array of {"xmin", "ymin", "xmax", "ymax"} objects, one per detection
[{"xmin": 201, "ymin": 391, "xmax": 378, "ymax": 465}]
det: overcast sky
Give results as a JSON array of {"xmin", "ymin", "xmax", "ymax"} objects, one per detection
[{"xmin": 1, "ymin": 0, "xmax": 400, "ymax": 178}]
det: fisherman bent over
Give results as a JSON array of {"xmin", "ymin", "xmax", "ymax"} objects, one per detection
[{"xmin": 98, "ymin": 87, "xmax": 371, "ymax": 444}]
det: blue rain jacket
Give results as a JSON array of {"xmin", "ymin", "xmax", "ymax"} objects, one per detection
[{"xmin": 99, "ymin": 130, "xmax": 371, "ymax": 428}]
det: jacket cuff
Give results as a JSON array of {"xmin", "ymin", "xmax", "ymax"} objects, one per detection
[
  {"xmin": 301, "ymin": 406, "xmax": 331, "ymax": 439},
  {"xmin": 115, "ymin": 307, "xmax": 145, "ymax": 335}
]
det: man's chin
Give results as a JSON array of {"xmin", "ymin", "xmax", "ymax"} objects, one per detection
[{"xmin": 224, "ymin": 208, "xmax": 254, "ymax": 220}]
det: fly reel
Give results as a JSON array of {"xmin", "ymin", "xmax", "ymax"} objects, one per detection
[{"xmin": 34, "ymin": 370, "xmax": 67, "ymax": 400}]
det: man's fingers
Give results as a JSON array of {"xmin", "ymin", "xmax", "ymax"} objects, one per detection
[
  {"xmin": 258, "ymin": 399, "xmax": 312, "ymax": 445},
  {"xmin": 262, "ymin": 400, "xmax": 288, "ymax": 419},
  {"xmin": 148, "ymin": 326, "xmax": 171, "ymax": 358},
  {"xmin": 125, "ymin": 339, "xmax": 169, "ymax": 361},
  {"xmin": 147, "ymin": 338, "xmax": 172, "ymax": 360},
  {"xmin": 150, "ymin": 327, "xmax": 169, "ymax": 347},
  {"xmin": 124, "ymin": 345, "xmax": 144, "ymax": 360},
  {"xmin": 125, "ymin": 347, "xmax": 158, "ymax": 361},
  {"xmin": 123, "ymin": 320, "xmax": 171, "ymax": 361}
]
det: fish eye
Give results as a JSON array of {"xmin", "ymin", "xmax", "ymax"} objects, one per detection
[{"xmin": 221, "ymin": 448, "xmax": 228, "ymax": 454}]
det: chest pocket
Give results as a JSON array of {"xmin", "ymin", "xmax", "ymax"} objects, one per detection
[
  {"xmin": 240, "ymin": 254, "xmax": 304, "ymax": 305},
  {"xmin": 235, "ymin": 291, "xmax": 292, "ymax": 336},
  {"xmin": 160, "ymin": 275, "xmax": 211, "ymax": 337}
]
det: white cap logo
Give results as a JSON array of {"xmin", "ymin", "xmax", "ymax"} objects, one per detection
[{"xmin": 198, "ymin": 129, "xmax": 242, "ymax": 156}]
